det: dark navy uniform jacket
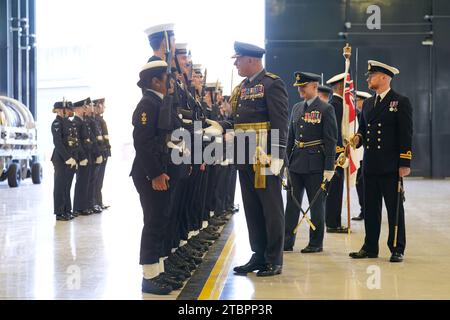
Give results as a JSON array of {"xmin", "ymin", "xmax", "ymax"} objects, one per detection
[
  {"xmin": 72, "ymin": 116, "xmax": 88, "ymax": 161},
  {"xmin": 130, "ymin": 90, "xmax": 169, "ymax": 180},
  {"xmin": 357, "ymin": 89, "xmax": 413, "ymax": 175},
  {"xmin": 98, "ymin": 116, "xmax": 112, "ymax": 158},
  {"xmin": 221, "ymin": 69, "xmax": 289, "ymax": 163},
  {"xmin": 51, "ymin": 115, "xmax": 72, "ymax": 163},
  {"xmin": 287, "ymin": 97, "xmax": 338, "ymax": 174},
  {"xmin": 330, "ymin": 94, "xmax": 344, "ymax": 153}
]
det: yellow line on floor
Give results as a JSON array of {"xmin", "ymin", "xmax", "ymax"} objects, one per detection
[{"xmin": 198, "ymin": 232, "xmax": 236, "ymax": 300}]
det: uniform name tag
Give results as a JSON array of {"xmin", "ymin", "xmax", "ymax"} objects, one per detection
[
  {"xmin": 240, "ymin": 84, "xmax": 265, "ymax": 100},
  {"xmin": 302, "ymin": 111, "xmax": 322, "ymax": 124}
]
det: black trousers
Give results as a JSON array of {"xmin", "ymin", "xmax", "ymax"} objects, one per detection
[
  {"xmin": 284, "ymin": 183, "xmax": 305, "ymax": 249},
  {"xmin": 325, "ymin": 166, "xmax": 344, "ymax": 228},
  {"xmin": 74, "ymin": 163, "xmax": 91, "ymax": 212},
  {"xmin": 225, "ymin": 165, "xmax": 237, "ymax": 210},
  {"xmin": 238, "ymin": 165, "xmax": 284, "ymax": 265},
  {"xmin": 214, "ymin": 165, "xmax": 231, "ymax": 215},
  {"xmin": 53, "ymin": 161, "xmax": 67, "ymax": 215},
  {"xmin": 362, "ymin": 173, "xmax": 406, "ymax": 255},
  {"xmin": 162, "ymin": 163, "xmax": 189, "ymax": 255},
  {"xmin": 65, "ymin": 165, "xmax": 76, "ymax": 213},
  {"xmin": 88, "ymin": 163, "xmax": 100, "ymax": 208},
  {"xmin": 356, "ymin": 166, "xmax": 364, "ymax": 217},
  {"xmin": 95, "ymin": 157, "xmax": 108, "ymax": 206},
  {"xmin": 287, "ymin": 171, "xmax": 326, "ymax": 248},
  {"xmin": 132, "ymin": 174, "xmax": 172, "ymax": 265}
]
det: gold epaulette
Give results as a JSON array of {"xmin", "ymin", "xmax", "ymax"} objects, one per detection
[
  {"xmin": 265, "ymin": 72, "xmax": 280, "ymax": 80},
  {"xmin": 400, "ymin": 151, "xmax": 412, "ymax": 160}
]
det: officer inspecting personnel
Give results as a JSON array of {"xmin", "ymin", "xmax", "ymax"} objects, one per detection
[
  {"xmin": 349, "ymin": 60, "xmax": 413, "ymax": 263},
  {"xmin": 205, "ymin": 41, "xmax": 289, "ymax": 277},
  {"xmin": 284, "ymin": 72, "xmax": 338, "ymax": 253}
]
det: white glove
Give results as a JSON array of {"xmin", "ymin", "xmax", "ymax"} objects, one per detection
[
  {"xmin": 65, "ymin": 158, "xmax": 77, "ymax": 168},
  {"xmin": 270, "ymin": 158, "xmax": 284, "ymax": 176},
  {"xmin": 79, "ymin": 159, "xmax": 88, "ymax": 166},
  {"xmin": 96, "ymin": 156, "xmax": 103, "ymax": 164},
  {"xmin": 323, "ymin": 170, "xmax": 335, "ymax": 182},
  {"xmin": 220, "ymin": 159, "xmax": 230, "ymax": 166},
  {"xmin": 203, "ymin": 119, "xmax": 223, "ymax": 137}
]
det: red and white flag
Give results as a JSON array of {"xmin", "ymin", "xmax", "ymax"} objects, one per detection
[{"xmin": 342, "ymin": 69, "xmax": 362, "ymax": 186}]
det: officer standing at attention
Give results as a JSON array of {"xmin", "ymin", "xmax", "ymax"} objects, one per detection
[
  {"xmin": 72, "ymin": 98, "xmax": 93, "ymax": 216},
  {"xmin": 64, "ymin": 102, "xmax": 79, "ymax": 218},
  {"xmin": 51, "ymin": 100, "xmax": 77, "ymax": 221},
  {"xmin": 350, "ymin": 61, "xmax": 412, "ymax": 263},
  {"xmin": 285, "ymin": 72, "xmax": 338, "ymax": 253},
  {"xmin": 93, "ymin": 98, "xmax": 111, "ymax": 210},
  {"xmin": 205, "ymin": 42, "xmax": 289, "ymax": 277},
  {"xmin": 324, "ymin": 73, "xmax": 348, "ymax": 234},
  {"xmin": 131, "ymin": 60, "xmax": 181, "ymax": 295},
  {"xmin": 352, "ymin": 91, "xmax": 372, "ymax": 221}
]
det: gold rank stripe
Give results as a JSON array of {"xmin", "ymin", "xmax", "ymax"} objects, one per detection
[
  {"xmin": 234, "ymin": 121, "xmax": 270, "ymax": 131},
  {"xmin": 400, "ymin": 151, "xmax": 412, "ymax": 160}
]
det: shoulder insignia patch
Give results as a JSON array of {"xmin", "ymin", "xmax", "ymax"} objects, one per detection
[{"xmin": 265, "ymin": 72, "xmax": 280, "ymax": 80}]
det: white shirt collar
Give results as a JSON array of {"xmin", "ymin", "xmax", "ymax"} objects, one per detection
[
  {"xmin": 248, "ymin": 68, "xmax": 265, "ymax": 83},
  {"xmin": 146, "ymin": 89, "xmax": 164, "ymax": 100},
  {"xmin": 306, "ymin": 96, "xmax": 318, "ymax": 106},
  {"xmin": 333, "ymin": 93, "xmax": 343, "ymax": 99},
  {"xmin": 377, "ymin": 88, "xmax": 391, "ymax": 101}
]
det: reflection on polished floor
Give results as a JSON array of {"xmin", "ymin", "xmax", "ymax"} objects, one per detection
[{"xmin": 1, "ymin": 158, "xmax": 450, "ymax": 300}]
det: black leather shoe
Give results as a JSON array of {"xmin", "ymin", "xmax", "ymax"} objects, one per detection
[
  {"xmin": 390, "ymin": 252, "xmax": 404, "ymax": 263},
  {"xmin": 233, "ymin": 260, "xmax": 265, "ymax": 274},
  {"xmin": 256, "ymin": 264, "xmax": 282, "ymax": 277},
  {"xmin": 93, "ymin": 206, "xmax": 103, "ymax": 214},
  {"xmin": 56, "ymin": 213, "xmax": 72, "ymax": 221},
  {"xmin": 79, "ymin": 210, "xmax": 93, "ymax": 216},
  {"xmin": 301, "ymin": 246, "xmax": 323, "ymax": 253},
  {"xmin": 164, "ymin": 261, "xmax": 191, "ymax": 279},
  {"xmin": 176, "ymin": 251, "xmax": 200, "ymax": 268},
  {"xmin": 327, "ymin": 227, "xmax": 349, "ymax": 234},
  {"xmin": 349, "ymin": 249, "xmax": 378, "ymax": 259},
  {"xmin": 142, "ymin": 278, "xmax": 172, "ymax": 295},
  {"xmin": 156, "ymin": 273, "xmax": 183, "ymax": 290},
  {"xmin": 101, "ymin": 205, "xmax": 110, "ymax": 210},
  {"xmin": 199, "ymin": 230, "xmax": 219, "ymax": 240},
  {"xmin": 71, "ymin": 211, "xmax": 81, "ymax": 218},
  {"xmin": 352, "ymin": 215, "xmax": 364, "ymax": 221},
  {"xmin": 284, "ymin": 247, "xmax": 293, "ymax": 252}
]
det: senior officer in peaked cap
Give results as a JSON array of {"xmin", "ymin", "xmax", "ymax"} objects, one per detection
[
  {"xmin": 205, "ymin": 41, "xmax": 289, "ymax": 276},
  {"xmin": 284, "ymin": 72, "xmax": 338, "ymax": 253},
  {"xmin": 349, "ymin": 60, "xmax": 413, "ymax": 263}
]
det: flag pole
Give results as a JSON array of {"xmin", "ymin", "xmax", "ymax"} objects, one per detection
[{"xmin": 343, "ymin": 43, "xmax": 352, "ymax": 235}]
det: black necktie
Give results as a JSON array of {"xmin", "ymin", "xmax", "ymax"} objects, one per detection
[{"xmin": 374, "ymin": 95, "xmax": 382, "ymax": 108}]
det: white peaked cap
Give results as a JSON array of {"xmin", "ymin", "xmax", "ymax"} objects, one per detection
[
  {"xmin": 326, "ymin": 73, "xmax": 346, "ymax": 85},
  {"xmin": 144, "ymin": 23, "xmax": 175, "ymax": 37}
]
